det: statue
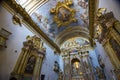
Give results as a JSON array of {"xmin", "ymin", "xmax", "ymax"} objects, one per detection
[
  {"xmin": 98, "ymin": 55, "xmax": 105, "ymax": 68},
  {"xmin": 58, "ymin": 70, "xmax": 63, "ymax": 80},
  {"xmin": 97, "ymin": 8, "xmax": 107, "ymax": 17},
  {"xmin": 95, "ymin": 67, "xmax": 106, "ymax": 79},
  {"xmin": 12, "ymin": 14, "xmax": 22, "ymax": 26}
]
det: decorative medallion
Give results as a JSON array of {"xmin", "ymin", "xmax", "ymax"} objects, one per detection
[{"xmin": 50, "ymin": 1, "xmax": 77, "ymax": 27}]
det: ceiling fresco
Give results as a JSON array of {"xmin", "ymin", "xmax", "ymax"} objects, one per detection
[
  {"xmin": 61, "ymin": 37, "xmax": 89, "ymax": 48},
  {"xmin": 30, "ymin": 0, "xmax": 89, "ymax": 40},
  {"xmin": 60, "ymin": 37, "xmax": 90, "ymax": 52}
]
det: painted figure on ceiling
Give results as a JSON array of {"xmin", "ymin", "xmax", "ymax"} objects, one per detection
[
  {"xmin": 59, "ymin": 7, "xmax": 70, "ymax": 21},
  {"xmin": 95, "ymin": 66, "xmax": 106, "ymax": 79},
  {"xmin": 80, "ymin": 9, "xmax": 88, "ymax": 25},
  {"xmin": 77, "ymin": 0, "xmax": 88, "ymax": 9},
  {"xmin": 34, "ymin": 12, "xmax": 42, "ymax": 23},
  {"xmin": 34, "ymin": 12, "xmax": 55, "ymax": 37}
]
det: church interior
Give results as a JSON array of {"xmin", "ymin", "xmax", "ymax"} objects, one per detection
[{"xmin": 0, "ymin": 0, "xmax": 120, "ymax": 80}]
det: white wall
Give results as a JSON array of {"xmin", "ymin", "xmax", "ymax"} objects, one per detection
[
  {"xmin": 1, "ymin": 0, "xmax": 119, "ymax": 80},
  {"xmin": 0, "ymin": 5, "xmax": 60, "ymax": 80},
  {"xmin": 89, "ymin": 50, "xmax": 100, "ymax": 67},
  {"xmin": 59, "ymin": 56, "xmax": 64, "ymax": 72},
  {"xmin": 41, "ymin": 44, "xmax": 59, "ymax": 80},
  {"xmin": 0, "ymin": 5, "xmax": 34, "ymax": 80},
  {"xmin": 99, "ymin": 0, "xmax": 120, "ymax": 21},
  {"xmin": 95, "ymin": 42, "xmax": 116, "ymax": 80}
]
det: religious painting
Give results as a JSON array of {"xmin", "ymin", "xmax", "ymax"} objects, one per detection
[
  {"xmin": 58, "ymin": 7, "xmax": 71, "ymax": 22},
  {"xmin": 34, "ymin": 12, "xmax": 43, "ymax": 23},
  {"xmin": 76, "ymin": 0, "xmax": 89, "ymax": 26},
  {"xmin": 50, "ymin": 1, "xmax": 77, "ymax": 27},
  {"xmin": 77, "ymin": 0, "xmax": 88, "ymax": 9},
  {"xmin": 33, "ymin": 12, "xmax": 55, "ymax": 38},
  {"xmin": 24, "ymin": 55, "xmax": 36, "ymax": 74},
  {"xmin": 61, "ymin": 37, "xmax": 89, "ymax": 49}
]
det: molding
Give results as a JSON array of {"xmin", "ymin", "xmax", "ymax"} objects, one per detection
[
  {"xmin": 55, "ymin": 26, "xmax": 90, "ymax": 46},
  {"xmin": 15, "ymin": 0, "xmax": 48, "ymax": 15},
  {"xmin": 28, "ymin": 0, "xmax": 49, "ymax": 15},
  {"xmin": 50, "ymin": 1, "xmax": 77, "ymax": 27},
  {"xmin": 104, "ymin": 41, "xmax": 120, "ymax": 69},
  {"xmin": 89, "ymin": 0, "xmax": 99, "ymax": 47}
]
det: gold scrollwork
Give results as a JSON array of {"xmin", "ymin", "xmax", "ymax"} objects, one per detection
[
  {"xmin": 96, "ymin": 8, "xmax": 107, "ymax": 17},
  {"xmin": 50, "ymin": 1, "xmax": 77, "ymax": 27},
  {"xmin": 12, "ymin": 14, "xmax": 22, "ymax": 26}
]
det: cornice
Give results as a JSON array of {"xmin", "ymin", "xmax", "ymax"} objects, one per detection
[
  {"xmin": 89, "ymin": 0, "xmax": 99, "ymax": 47},
  {"xmin": 55, "ymin": 26, "xmax": 90, "ymax": 46},
  {"xmin": 23, "ymin": 0, "xmax": 48, "ymax": 15},
  {"xmin": 2, "ymin": 0, "xmax": 61, "ymax": 53},
  {"xmin": 61, "ymin": 45, "xmax": 92, "ymax": 52}
]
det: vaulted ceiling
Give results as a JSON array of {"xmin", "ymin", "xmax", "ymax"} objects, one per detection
[
  {"xmin": 16, "ymin": 0, "xmax": 89, "ymax": 38},
  {"xmin": 31, "ymin": 0, "xmax": 89, "ymax": 40},
  {"xmin": 5, "ymin": 0, "xmax": 98, "ymax": 53}
]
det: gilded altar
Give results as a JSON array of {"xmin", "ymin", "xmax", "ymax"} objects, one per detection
[
  {"xmin": 95, "ymin": 9, "xmax": 120, "ymax": 79},
  {"xmin": 10, "ymin": 35, "xmax": 46, "ymax": 80}
]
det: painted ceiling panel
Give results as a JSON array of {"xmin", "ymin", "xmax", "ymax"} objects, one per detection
[
  {"xmin": 16, "ymin": 0, "xmax": 89, "ymax": 42},
  {"xmin": 60, "ymin": 37, "xmax": 90, "ymax": 50},
  {"xmin": 31, "ymin": 0, "xmax": 89, "ymax": 41}
]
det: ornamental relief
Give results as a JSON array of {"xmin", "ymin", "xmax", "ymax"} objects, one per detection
[{"xmin": 50, "ymin": 1, "xmax": 77, "ymax": 27}]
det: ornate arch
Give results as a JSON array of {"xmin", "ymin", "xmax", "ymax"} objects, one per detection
[{"xmin": 55, "ymin": 26, "xmax": 90, "ymax": 46}]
